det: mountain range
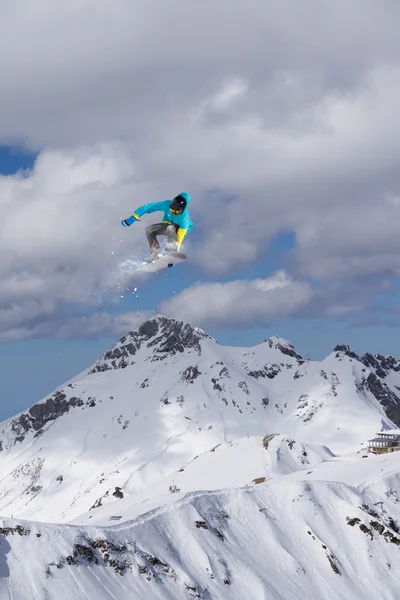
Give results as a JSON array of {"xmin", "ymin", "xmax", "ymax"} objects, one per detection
[{"xmin": 0, "ymin": 315, "xmax": 399, "ymax": 599}]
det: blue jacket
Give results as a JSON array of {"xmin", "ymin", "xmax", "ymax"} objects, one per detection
[{"xmin": 133, "ymin": 192, "xmax": 193, "ymax": 247}]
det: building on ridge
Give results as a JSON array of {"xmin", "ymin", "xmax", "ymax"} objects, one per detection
[{"xmin": 368, "ymin": 430, "xmax": 400, "ymax": 454}]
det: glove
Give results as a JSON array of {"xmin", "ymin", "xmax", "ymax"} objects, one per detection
[{"xmin": 121, "ymin": 214, "xmax": 139, "ymax": 227}]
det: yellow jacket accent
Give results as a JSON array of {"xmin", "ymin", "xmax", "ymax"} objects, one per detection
[
  {"xmin": 133, "ymin": 212, "xmax": 140, "ymax": 220},
  {"xmin": 176, "ymin": 228, "xmax": 188, "ymax": 249}
]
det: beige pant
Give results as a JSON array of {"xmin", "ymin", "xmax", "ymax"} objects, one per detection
[{"xmin": 145, "ymin": 222, "xmax": 179, "ymax": 257}]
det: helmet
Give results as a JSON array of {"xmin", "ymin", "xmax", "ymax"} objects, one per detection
[{"xmin": 170, "ymin": 195, "xmax": 187, "ymax": 214}]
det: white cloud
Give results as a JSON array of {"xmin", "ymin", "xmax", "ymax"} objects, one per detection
[
  {"xmin": 0, "ymin": 145, "xmax": 153, "ymax": 339},
  {"xmin": 54, "ymin": 310, "xmax": 153, "ymax": 340},
  {"xmin": 199, "ymin": 78, "xmax": 248, "ymax": 116},
  {"xmin": 159, "ymin": 271, "xmax": 313, "ymax": 327},
  {"xmin": 1, "ymin": 1, "xmax": 400, "ymax": 339},
  {"xmin": 0, "ymin": 0, "xmax": 399, "ymax": 148},
  {"xmin": 0, "ymin": 310, "xmax": 152, "ymax": 342}
]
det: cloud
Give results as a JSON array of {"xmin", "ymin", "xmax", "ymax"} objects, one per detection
[
  {"xmin": 1, "ymin": 0, "xmax": 399, "ymax": 148},
  {"xmin": 0, "ymin": 310, "xmax": 152, "ymax": 342},
  {"xmin": 1, "ymin": 1, "xmax": 400, "ymax": 339},
  {"xmin": 159, "ymin": 271, "xmax": 313, "ymax": 327},
  {"xmin": 0, "ymin": 145, "xmax": 153, "ymax": 340},
  {"xmin": 183, "ymin": 65, "xmax": 400, "ymax": 276},
  {"xmin": 53, "ymin": 310, "xmax": 153, "ymax": 340}
]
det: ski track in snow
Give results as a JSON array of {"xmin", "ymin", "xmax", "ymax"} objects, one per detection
[{"xmin": 124, "ymin": 422, "xmax": 194, "ymax": 488}]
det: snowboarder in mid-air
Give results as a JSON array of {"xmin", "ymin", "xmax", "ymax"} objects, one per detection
[{"xmin": 121, "ymin": 192, "xmax": 193, "ymax": 262}]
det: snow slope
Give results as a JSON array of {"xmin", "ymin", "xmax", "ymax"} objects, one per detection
[
  {"xmin": 71, "ymin": 434, "xmax": 334, "ymax": 527},
  {"xmin": 0, "ymin": 315, "xmax": 400, "ymax": 599},
  {"xmin": 1, "ymin": 455, "xmax": 400, "ymax": 600},
  {"xmin": 0, "ymin": 316, "xmax": 396, "ymax": 524}
]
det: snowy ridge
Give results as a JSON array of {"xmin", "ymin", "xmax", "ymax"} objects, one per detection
[
  {"xmin": 1, "ymin": 456, "xmax": 400, "ymax": 600},
  {"xmin": 0, "ymin": 315, "xmax": 400, "ymax": 598},
  {"xmin": 70, "ymin": 434, "xmax": 334, "ymax": 527}
]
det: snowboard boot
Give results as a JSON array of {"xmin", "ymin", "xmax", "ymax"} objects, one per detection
[{"xmin": 149, "ymin": 241, "xmax": 163, "ymax": 262}]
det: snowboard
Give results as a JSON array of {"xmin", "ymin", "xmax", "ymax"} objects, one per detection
[{"xmin": 137, "ymin": 252, "xmax": 187, "ymax": 273}]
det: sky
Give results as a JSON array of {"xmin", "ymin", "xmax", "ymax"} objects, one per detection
[{"xmin": 1, "ymin": 0, "xmax": 400, "ymax": 419}]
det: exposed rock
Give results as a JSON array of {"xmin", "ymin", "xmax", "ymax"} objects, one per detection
[
  {"xmin": 248, "ymin": 364, "xmax": 281, "ymax": 380},
  {"xmin": 147, "ymin": 317, "xmax": 211, "ymax": 356},
  {"xmin": 359, "ymin": 523, "xmax": 373, "ymax": 539},
  {"xmin": 211, "ymin": 378, "xmax": 223, "ymax": 392},
  {"xmin": 73, "ymin": 544, "xmax": 98, "ymax": 564},
  {"xmin": 90, "ymin": 316, "xmax": 212, "ymax": 373},
  {"xmin": 238, "ymin": 381, "xmax": 250, "ymax": 395},
  {"xmin": 263, "ymin": 434, "xmax": 277, "ymax": 450},
  {"xmin": 362, "ymin": 353, "xmax": 400, "ymax": 379},
  {"xmin": 27, "ymin": 484, "xmax": 42, "ymax": 495},
  {"xmin": 90, "ymin": 490, "xmax": 109, "ymax": 511},
  {"xmin": 9, "ymin": 391, "xmax": 84, "ymax": 443},
  {"xmin": 219, "ymin": 366, "xmax": 230, "ymax": 378},
  {"xmin": 113, "ymin": 487, "xmax": 124, "ymax": 499},
  {"xmin": 0, "ymin": 525, "xmax": 30, "ymax": 537},
  {"xmin": 138, "ymin": 319, "xmax": 159, "ymax": 339},
  {"xmin": 365, "ymin": 373, "xmax": 400, "ymax": 427},
  {"xmin": 48, "ymin": 537, "xmax": 133, "ymax": 575},
  {"xmin": 266, "ymin": 336, "xmax": 303, "ymax": 361},
  {"xmin": 334, "ymin": 345, "xmax": 360, "ymax": 361},
  {"xmin": 371, "ymin": 521, "xmax": 385, "ymax": 535},
  {"xmin": 184, "ymin": 583, "xmax": 205, "ymax": 599},
  {"xmin": 181, "ymin": 366, "xmax": 202, "ymax": 383},
  {"xmin": 0, "ymin": 457, "xmax": 45, "ymax": 501},
  {"xmin": 326, "ymin": 552, "xmax": 341, "ymax": 575},
  {"xmin": 132, "ymin": 543, "xmax": 177, "ymax": 582}
]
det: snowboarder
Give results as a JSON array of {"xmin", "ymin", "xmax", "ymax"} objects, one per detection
[{"xmin": 121, "ymin": 192, "xmax": 193, "ymax": 260}]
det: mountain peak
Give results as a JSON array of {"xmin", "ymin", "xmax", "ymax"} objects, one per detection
[
  {"xmin": 265, "ymin": 335, "xmax": 303, "ymax": 361},
  {"xmin": 333, "ymin": 344, "xmax": 360, "ymax": 361},
  {"xmin": 90, "ymin": 315, "xmax": 214, "ymax": 373}
]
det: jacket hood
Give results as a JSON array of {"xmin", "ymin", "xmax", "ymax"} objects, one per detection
[{"xmin": 178, "ymin": 192, "xmax": 191, "ymax": 206}]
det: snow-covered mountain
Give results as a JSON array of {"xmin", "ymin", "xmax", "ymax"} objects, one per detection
[{"xmin": 1, "ymin": 315, "xmax": 400, "ymax": 599}]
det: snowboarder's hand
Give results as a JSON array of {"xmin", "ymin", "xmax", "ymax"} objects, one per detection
[{"xmin": 121, "ymin": 214, "xmax": 139, "ymax": 227}]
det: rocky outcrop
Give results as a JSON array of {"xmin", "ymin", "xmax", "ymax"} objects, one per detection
[
  {"xmin": 334, "ymin": 346, "xmax": 400, "ymax": 381},
  {"xmin": 8, "ymin": 392, "xmax": 84, "ymax": 444},
  {"xmin": 266, "ymin": 336, "xmax": 303, "ymax": 361},
  {"xmin": 333, "ymin": 345, "xmax": 360, "ymax": 361},
  {"xmin": 365, "ymin": 373, "xmax": 400, "ymax": 427},
  {"xmin": 361, "ymin": 353, "xmax": 400, "ymax": 379},
  {"xmin": 90, "ymin": 316, "xmax": 212, "ymax": 373},
  {"xmin": 247, "ymin": 364, "xmax": 281, "ymax": 380},
  {"xmin": 181, "ymin": 366, "xmax": 202, "ymax": 384}
]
